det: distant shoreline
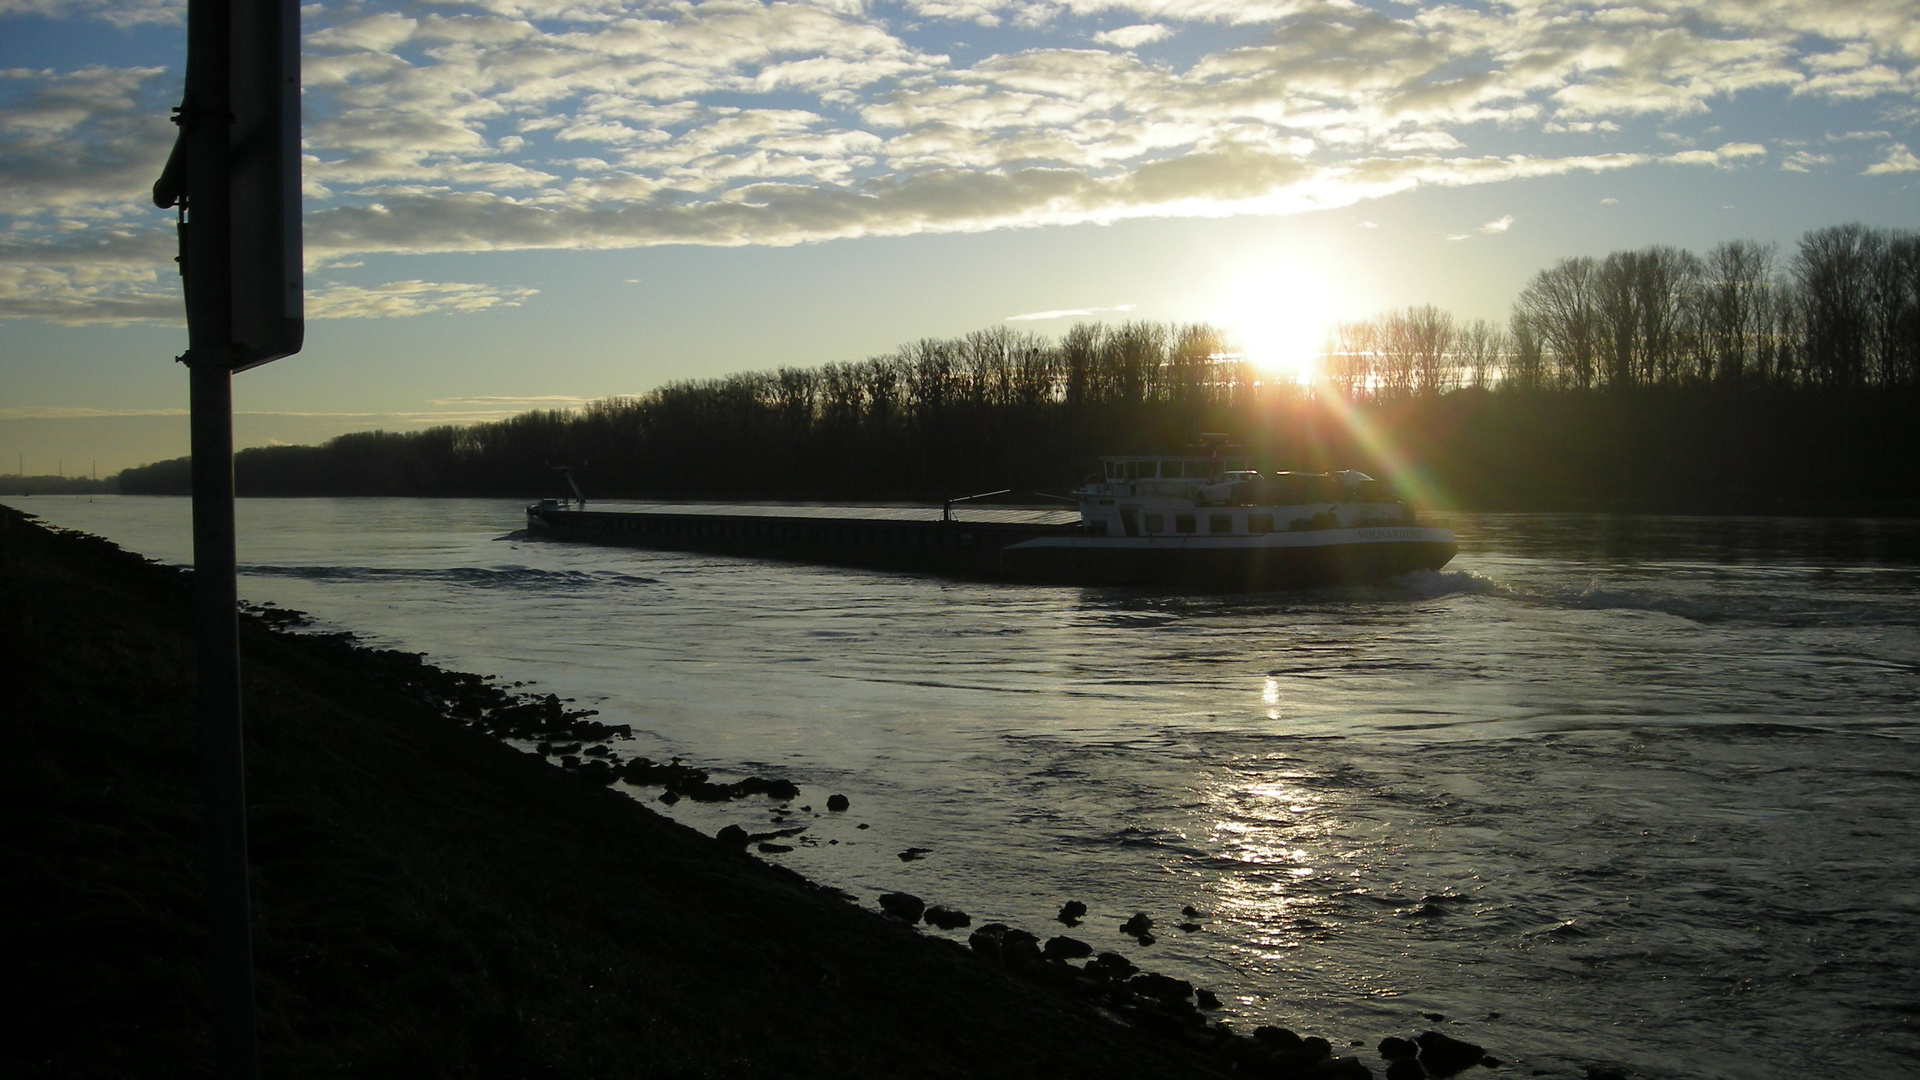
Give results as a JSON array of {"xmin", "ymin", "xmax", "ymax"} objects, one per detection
[{"xmin": 14, "ymin": 485, "xmax": 1917, "ymax": 519}]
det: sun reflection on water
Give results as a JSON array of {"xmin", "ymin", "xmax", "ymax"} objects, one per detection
[{"xmin": 1197, "ymin": 771, "xmax": 1342, "ymax": 967}]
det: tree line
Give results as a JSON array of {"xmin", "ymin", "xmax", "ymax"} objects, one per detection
[
  {"xmin": 116, "ymin": 223, "xmax": 1919, "ymax": 513},
  {"xmin": 1326, "ymin": 224, "xmax": 1919, "ymax": 397}
]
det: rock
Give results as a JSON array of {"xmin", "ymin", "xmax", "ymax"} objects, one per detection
[
  {"xmin": 1057, "ymin": 900, "xmax": 1087, "ymax": 924},
  {"xmin": 1023, "ymin": 959, "xmax": 1078, "ymax": 989},
  {"xmin": 1420, "ymin": 1012, "xmax": 1447, "ymax": 1022},
  {"xmin": 1317, "ymin": 1055, "xmax": 1373, "ymax": 1080},
  {"xmin": 999, "ymin": 928, "xmax": 1042, "ymax": 969},
  {"xmin": 1195, "ymin": 988, "xmax": 1221, "ymax": 1009},
  {"xmin": 1415, "ymin": 1031, "xmax": 1485, "ymax": 1076},
  {"xmin": 715, "ymin": 825, "xmax": 752, "ymax": 847},
  {"xmin": 1177, "ymin": 922, "xmax": 1202, "ymax": 932},
  {"xmin": 1379, "ymin": 1036, "xmax": 1419, "ymax": 1060},
  {"xmin": 1302, "ymin": 1035, "xmax": 1333, "ymax": 1062},
  {"xmin": 1385, "ymin": 1058, "xmax": 1425, "ymax": 1080},
  {"xmin": 1129, "ymin": 973, "xmax": 1193, "ymax": 1004},
  {"xmin": 826, "ymin": 793, "xmax": 850, "ymax": 811},
  {"xmin": 1227, "ymin": 1036, "xmax": 1282, "ymax": 1068},
  {"xmin": 897, "ymin": 847, "xmax": 931, "ymax": 862},
  {"xmin": 1120, "ymin": 912, "xmax": 1153, "ymax": 937},
  {"xmin": 1084, "ymin": 952, "xmax": 1138, "ymax": 981},
  {"xmin": 1181, "ymin": 904, "xmax": 1205, "ymax": 917},
  {"xmin": 735, "ymin": 776, "xmax": 802, "ymax": 801},
  {"xmin": 923, "ymin": 905, "xmax": 971, "ymax": 930},
  {"xmin": 1584, "ymin": 1068, "xmax": 1629, "ymax": 1080},
  {"xmin": 878, "ymin": 892, "xmax": 925, "ymax": 923},
  {"xmin": 968, "ymin": 923, "xmax": 1008, "ymax": 957},
  {"xmin": 1042, "ymin": 935, "xmax": 1093, "ymax": 961},
  {"xmin": 1253, "ymin": 1026, "xmax": 1303, "ymax": 1052},
  {"xmin": 756, "ymin": 842, "xmax": 792, "ymax": 853}
]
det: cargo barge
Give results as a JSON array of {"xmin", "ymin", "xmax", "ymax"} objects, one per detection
[
  {"xmin": 525, "ymin": 449, "xmax": 1457, "ymax": 590},
  {"xmin": 523, "ymin": 500, "xmax": 1079, "ymax": 578}
]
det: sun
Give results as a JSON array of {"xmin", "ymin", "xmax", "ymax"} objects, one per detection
[{"xmin": 1217, "ymin": 261, "xmax": 1342, "ymax": 384}]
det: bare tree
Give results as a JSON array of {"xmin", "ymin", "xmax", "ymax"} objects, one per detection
[
  {"xmin": 1103, "ymin": 321, "xmax": 1168, "ymax": 404},
  {"xmin": 960, "ymin": 326, "xmax": 1015, "ymax": 408},
  {"xmin": 1593, "ymin": 247, "xmax": 1700, "ymax": 387},
  {"xmin": 1006, "ymin": 330, "xmax": 1060, "ymax": 407},
  {"xmin": 1323, "ymin": 319, "xmax": 1376, "ymax": 399},
  {"xmin": 774, "ymin": 367, "xmax": 818, "ymax": 429},
  {"xmin": 1866, "ymin": 230, "xmax": 1920, "ymax": 388},
  {"xmin": 1505, "ymin": 310, "xmax": 1546, "ymax": 391},
  {"xmin": 1061, "ymin": 322, "xmax": 1102, "ymax": 407},
  {"xmin": 1700, "ymin": 240, "xmax": 1778, "ymax": 386},
  {"xmin": 1515, "ymin": 256, "xmax": 1601, "ymax": 389},
  {"xmin": 1167, "ymin": 322, "xmax": 1229, "ymax": 404},
  {"xmin": 904, "ymin": 337, "xmax": 960, "ymax": 417},
  {"xmin": 1407, "ymin": 305, "xmax": 1459, "ymax": 396},
  {"xmin": 1795, "ymin": 224, "xmax": 1877, "ymax": 389},
  {"xmin": 1457, "ymin": 317, "xmax": 1508, "ymax": 391}
]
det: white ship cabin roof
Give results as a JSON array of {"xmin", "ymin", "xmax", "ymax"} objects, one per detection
[{"xmin": 1101, "ymin": 455, "xmax": 1249, "ymax": 481}]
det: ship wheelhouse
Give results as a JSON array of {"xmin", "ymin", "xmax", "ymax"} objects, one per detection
[{"xmin": 1075, "ymin": 455, "xmax": 1414, "ymax": 538}]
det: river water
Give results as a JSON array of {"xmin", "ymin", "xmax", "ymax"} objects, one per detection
[{"xmin": 12, "ymin": 495, "xmax": 1919, "ymax": 1079}]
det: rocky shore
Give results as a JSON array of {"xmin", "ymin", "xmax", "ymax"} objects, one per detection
[{"xmin": 0, "ymin": 504, "xmax": 1500, "ymax": 1078}]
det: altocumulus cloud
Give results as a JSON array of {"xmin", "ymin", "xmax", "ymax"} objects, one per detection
[
  {"xmin": 305, "ymin": 280, "xmax": 542, "ymax": 319},
  {"xmin": 3, "ymin": 0, "xmax": 1918, "ymax": 322}
]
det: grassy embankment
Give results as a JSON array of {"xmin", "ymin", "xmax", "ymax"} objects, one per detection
[{"xmin": 0, "ymin": 504, "xmax": 1326, "ymax": 1078}]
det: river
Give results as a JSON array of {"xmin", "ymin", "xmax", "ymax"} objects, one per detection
[{"xmin": 11, "ymin": 495, "xmax": 1918, "ymax": 1079}]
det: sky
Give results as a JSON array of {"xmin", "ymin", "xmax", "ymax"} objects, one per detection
[{"xmin": 2, "ymin": 0, "xmax": 1916, "ymax": 476}]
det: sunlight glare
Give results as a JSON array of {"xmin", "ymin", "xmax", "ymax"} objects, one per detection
[{"xmin": 1219, "ymin": 261, "xmax": 1339, "ymax": 384}]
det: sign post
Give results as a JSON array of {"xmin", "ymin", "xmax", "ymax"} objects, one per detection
[{"xmin": 154, "ymin": 0, "xmax": 301, "ymax": 1072}]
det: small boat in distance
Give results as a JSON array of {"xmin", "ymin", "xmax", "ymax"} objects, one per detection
[{"xmin": 524, "ymin": 448, "xmax": 1455, "ymax": 590}]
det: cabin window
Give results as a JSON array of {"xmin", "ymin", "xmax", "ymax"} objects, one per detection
[
  {"xmin": 1106, "ymin": 461, "xmax": 1123, "ymax": 480},
  {"xmin": 1184, "ymin": 461, "xmax": 1211, "ymax": 479},
  {"xmin": 1175, "ymin": 513, "xmax": 1196, "ymax": 534},
  {"xmin": 1144, "ymin": 514, "xmax": 1165, "ymax": 533},
  {"xmin": 1209, "ymin": 513, "xmax": 1233, "ymax": 534},
  {"xmin": 1248, "ymin": 514, "xmax": 1274, "ymax": 534}
]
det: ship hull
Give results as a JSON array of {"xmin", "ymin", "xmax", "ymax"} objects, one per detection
[
  {"xmin": 999, "ymin": 527, "xmax": 1458, "ymax": 589},
  {"xmin": 525, "ymin": 506, "xmax": 1455, "ymax": 590}
]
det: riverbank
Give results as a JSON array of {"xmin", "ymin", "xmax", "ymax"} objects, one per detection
[{"xmin": 3, "ymin": 504, "xmax": 1461, "ymax": 1078}]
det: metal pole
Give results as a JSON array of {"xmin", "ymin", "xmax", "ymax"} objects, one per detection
[
  {"xmin": 183, "ymin": 0, "xmax": 258, "ymax": 1072},
  {"xmin": 189, "ymin": 364, "xmax": 255, "ymax": 1079}
]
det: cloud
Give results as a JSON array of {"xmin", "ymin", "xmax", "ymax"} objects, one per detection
[
  {"xmin": 5, "ymin": 0, "xmax": 1918, "ymax": 319},
  {"xmin": 306, "ymin": 280, "xmax": 541, "ymax": 319},
  {"xmin": 0, "ymin": 0, "xmax": 181, "ymax": 25},
  {"xmin": 1668, "ymin": 142, "xmax": 1767, "ymax": 167},
  {"xmin": 1479, "ymin": 214, "xmax": 1513, "ymax": 234},
  {"xmin": 0, "ymin": 406, "xmax": 188, "ymax": 420},
  {"xmin": 1004, "ymin": 303, "xmax": 1136, "ymax": 321},
  {"xmin": 426, "ymin": 395, "xmax": 599, "ymax": 406},
  {"xmin": 1092, "ymin": 23, "xmax": 1172, "ymax": 49},
  {"xmin": 0, "ymin": 66, "xmax": 177, "ymax": 216},
  {"xmin": 1781, "ymin": 150, "xmax": 1833, "ymax": 172},
  {"xmin": 1864, "ymin": 143, "xmax": 1920, "ymax": 175}
]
